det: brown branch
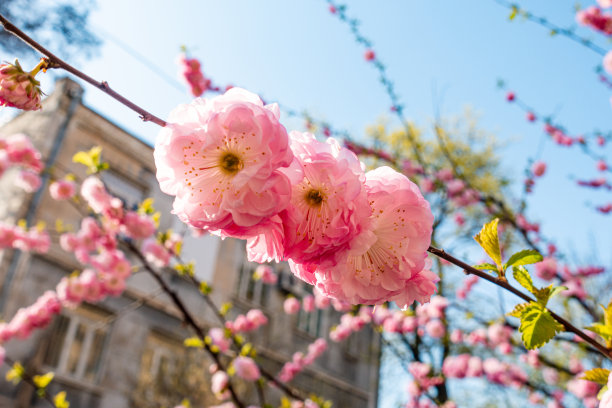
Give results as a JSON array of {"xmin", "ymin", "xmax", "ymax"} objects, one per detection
[
  {"xmin": 125, "ymin": 241, "xmax": 245, "ymax": 408},
  {"xmin": 0, "ymin": 13, "xmax": 167, "ymax": 128},
  {"xmin": 4, "ymin": 357, "xmax": 56, "ymax": 407},
  {"xmin": 427, "ymin": 245, "xmax": 612, "ymax": 360}
]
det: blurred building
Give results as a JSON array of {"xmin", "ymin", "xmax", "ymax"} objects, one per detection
[{"xmin": 0, "ymin": 78, "xmax": 381, "ymax": 408}]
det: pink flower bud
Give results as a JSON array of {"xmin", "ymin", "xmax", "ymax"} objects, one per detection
[{"xmin": 233, "ymin": 356, "xmax": 260, "ymax": 381}]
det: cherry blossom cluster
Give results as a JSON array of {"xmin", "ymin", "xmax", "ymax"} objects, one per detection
[
  {"xmin": 154, "ymin": 88, "xmax": 437, "ymax": 308},
  {"xmin": 576, "ymin": 5, "xmax": 612, "ymax": 36},
  {"xmin": 177, "ymin": 53, "xmax": 213, "ymax": 97},
  {"xmin": 535, "ymin": 255, "xmax": 605, "ymax": 300},
  {"xmin": 0, "ymin": 221, "xmax": 49, "ymax": 253},
  {"xmin": 277, "ymin": 338, "xmax": 327, "ymax": 382},
  {"xmin": 404, "ymin": 362, "xmax": 444, "ymax": 406},
  {"xmin": 0, "ymin": 291, "xmax": 61, "ymax": 342},
  {"xmin": 224, "ymin": 309, "xmax": 268, "ymax": 333},
  {"xmin": 567, "ymin": 374, "xmax": 600, "ymax": 408},
  {"xmin": 329, "ymin": 307, "xmax": 372, "ymax": 342},
  {"xmin": 443, "ymin": 354, "xmax": 528, "ymax": 388},
  {"xmin": 455, "ymin": 275, "xmax": 479, "ymax": 300},
  {"xmin": 0, "ymin": 60, "xmax": 43, "ymax": 111},
  {"xmin": 0, "ymin": 133, "xmax": 44, "ymax": 193},
  {"xmin": 252, "ymin": 264, "xmax": 278, "ymax": 284}
]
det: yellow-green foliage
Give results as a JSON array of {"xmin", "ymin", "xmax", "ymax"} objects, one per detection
[{"xmin": 364, "ymin": 109, "xmax": 508, "ymax": 200}]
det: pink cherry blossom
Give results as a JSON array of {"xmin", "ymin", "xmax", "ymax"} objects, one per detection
[
  {"xmin": 211, "ymin": 370, "xmax": 229, "ymax": 395},
  {"xmin": 154, "ymin": 88, "xmax": 293, "ymax": 238},
  {"xmin": 81, "ymin": 176, "xmax": 122, "ymax": 217},
  {"xmin": 208, "ymin": 327, "xmax": 230, "ymax": 353},
  {"xmin": 177, "ymin": 53, "xmax": 211, "ymax": 97},
  {"xmin": 0, "ymin": 61, "xmax": 43, "ymax": 111},
  {"xmin": 576, "ymin": 6, "xmax": 612, "ymax": 35},
  {"xmin": 142, "ymin": 238, "xmax": 171, "ymax": 267},
  {"xmin": 599, "ymin": 0, "xmax": 612, "ymax": 8},
  {"xmin": 292, "ymin": 166, "xmax": 435, "ymax": 307},
  {"xmin": 532, "ymin": 161, "xmax": 547, "ymax": 177},
  {"xmin": 233, "ymin": 356, "xmax": 260, "ymax": 381},
  {"xmin": 302, "ymin": 295, "xmax": 315, "ymax": 312},
  {"xmin": 4, "ymin": 133, "xmax": 43, "ymax": 171},
  {"xmin": 15, "ymin": 170, "xmax": 41, "ymax": 192},
  {"xmin": 120, "ymin": 211, "xmax": 156, "ymax": 240},
  {"xmin": 245, "ymin": 309, "xmax": 268, "ymax": 328},
  {"xmin": 266, "ymin": 131, "xmax": 369, "ymax": 265},
  {"xmin": 49, "ymin": 179, "xmax": 76, "ymax": 200},
  {"xmin": 364, "ymin": 49, "xmax": 376, "ymax": 61},
  {"xmin": 425, "ymin": 319, "xmax": 445, "ymax": 338},
  {"xmin": 599, "ymin": 373, "xmax": 612, "ymax": 407},
  {"xmin": 283, "ymin": 297, "xmax": 300, "ymax": 315},
  {"xmin": 567, "ymin": 376, "xmax": 599, "ymax": 399},
  {"xmin": 252, "ymin": 264, "xmax": 278, "ymax": 284},
  {"xmin": 535, "ymin": 257, "xmax": 557, "ymax": 280}
]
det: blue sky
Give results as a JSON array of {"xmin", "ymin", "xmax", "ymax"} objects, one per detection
[
  {"xmin": 1, "ymin": 1, "xmax": 611, "ymax": 405},
  {"xmin": 56, "ymin": 0, "xmax": 610, "ymax": 260}
]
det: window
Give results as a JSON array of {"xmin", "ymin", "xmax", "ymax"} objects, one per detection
[
  {"xmin": 297, "ymin": 307, "xmax": 323, "ymax": 338},
  {"xmin": 138, "ymin": 333, "xmax": 184, "ymax": 394},
  {"xmin": 236, "ymin": 259, "xmax": 270, "ymax": 307},
  {"xmin": 133, "ymin": 332, "xmax": 215, "ymax": 408},
  {"xmin": 43, "ymin": 307, "xmax": 110, "ymax": 383}
]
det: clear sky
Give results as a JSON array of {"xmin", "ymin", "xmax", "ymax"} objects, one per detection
[{"xmin": 1, "ymin": 1, "xmax": 611, "ymax": 405}]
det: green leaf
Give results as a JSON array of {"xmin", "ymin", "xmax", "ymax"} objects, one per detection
[
  {"xmin": 506, "ymin": 249, "xmax": 543, "ymax": 268},
  {"xmin": 509, "ymin": 5, "xmax": 518, "ymax": 20},
  {"xmin": 508, "ymin": 302, "xmax": 530, "ymax": 318},
  {"xmin": 512, "ymin": 266, "xmax": 535, "ymax": 294},
  {"xmin": 473, "ymin": 263, "xmax": 498, "ymax": 272},
  {"xmin": 33, "ymin": 372, "xmax": 54, "ymax": 389},
  {"xmin": 72, "ymin": 146, "xmax": 105, "ymax": 174},
  {"xmin": 586, "ymin": 323, "xmax": 612, "ymax": 342},
  {"xmin": 518, "ymin": 303, "xmax": 564, "ymax": 349},
  {"xmin": 183, "ymin": 337, "xmax": 204, "ymax": 348},
  {"xmin": 54, "ymin": 391, "xmax": 70, "ymax": 408},
  {"xmin": 533, "ymin": 285, "xmax": 566, "ymax": 307},
  {"xmin": 6, "ymin": 362, "xmax": 24, "ymax": 384},
  {"xmin": 474, "ymin": 218, "xmax": 502, "ymax": 269},
  {"xmin": 581, "ymin": 368, "xmax": 611, "ymax": 385},
  {"xmin": 548, "ymin": 286, "xmax": 567, "ymax": 300}
]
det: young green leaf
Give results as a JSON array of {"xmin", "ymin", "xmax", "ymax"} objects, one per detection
[
  {"xmin": 54, "ymin": 391, "xmax": 70, "ymax": 408},
  {"xmin": 473, "ymin": 263, "xmax": 499, "ymax": 272},
  {"xmin": 33, "ymin": 372, "xmax": 54, "ymax": 389},
  {"xmin": 512, "ymin": 266, "xmax": 535, "ymax": 294},
  {"xmin": 518, "ymin": 303, "xmax": 564, "ymax": 349},
  {"xmin": 474, "ymin": 218, "xmax": 502, "ymax": 269},
  {"xmin": 508, "ymin": 302, "xmax": 530, "ymax": 318},
  {"xmin": 72, "ymin": 146, "xmax": 105, "ymax": 174},
  {"xmin": 581, "ymin": 368, "xmax": 611, "ymax": 385},
  {"xmin": 183, "ymin": 337, "xmax": 204, "ymax": 348},
  {"xmin": 505, "ymin": 249, "xmax": 542, "ymax": 268}
]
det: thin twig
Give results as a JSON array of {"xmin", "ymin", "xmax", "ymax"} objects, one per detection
[
  {"xmin": 0, "ymin": 13, "xmax": 167, "ymax": 127},
  {"xmin": 427, "ymin": 245, "xmax": 612, "ymax": 360}
]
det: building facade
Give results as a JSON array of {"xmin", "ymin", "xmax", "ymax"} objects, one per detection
[{"xmin": 0, "ymin": 78, "xmax": 380, "ymax": 408}]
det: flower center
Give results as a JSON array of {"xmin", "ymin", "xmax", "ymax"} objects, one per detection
[
  {"xmin": 305, "ymin": 189, "xmax": 325, "ymax": 207},
  {"xmin": 219, "ymin": 152, "xmax": 243, "ymax": 175}
]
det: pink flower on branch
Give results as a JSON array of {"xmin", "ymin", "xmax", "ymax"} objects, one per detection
[
  {"xmin": 177, "ymin": 53, "xmax": 211, "ymax": 97},
  {"xmin": 291, "ymin": 166, "xmax": 436, "ymax": 307},
  {"xmin": 259, "ymin": 131, "xmax": 370, "ymax": 265},
  {"xmin": 154, "ymin": 88, "xmax": 293, "ymax": 238},
  {"xmin": 0, "ymin": 60, "xmax": 43, "ymax": 111}
]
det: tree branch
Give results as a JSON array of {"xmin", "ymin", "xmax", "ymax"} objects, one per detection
[{"xmin": 0, "ymin": 13, "xmax": 167, "ymax": 127}]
